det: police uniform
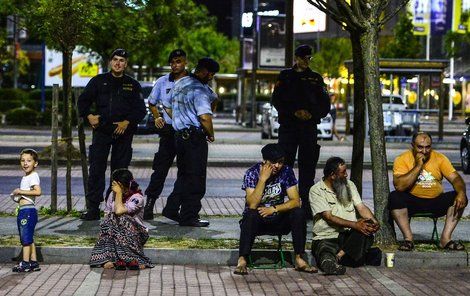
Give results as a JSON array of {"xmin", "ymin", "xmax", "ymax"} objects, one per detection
[
  {"xmin": 271, "ymin": 45, "xmax": 330, "ymax": 219},
  {"xmin": 163, "ymin": 58, "xmax": 218, "ymax": 226},
  {"xmin": 143, "ymin": 73, "xmax": 180, "ymax": 218},
  {"xmin": 78, "ymin": 50, "xmax": 146, "ymax": 218}
]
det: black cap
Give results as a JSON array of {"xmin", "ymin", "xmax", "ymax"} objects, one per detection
[
  {"xmin": 261, "ymin": 144, "xmax": 285, "ymax": 162},
  {"xmin": 168, "ymin": 49, "xmax": 187, "ymax": 63},
  {"xmin": 196, "ymin": 57, "xmax": 220, "ymax": 73},
  {"xmin": 110, "ymin": 48, "xmax": 129, "ymax": 59},
  {"xmin": 294, "ymin": 44, "xmax": 312, "ymax": 57}
]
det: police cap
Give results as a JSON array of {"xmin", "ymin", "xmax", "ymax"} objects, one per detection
[
  {"xmin": 261, "ymin": 143, "xmax": 285, "ymax": 162},
  {"xmin": 168, "ymin": 49, "xmax": 187, "ymax": 63},
  {"xmin": 110, "ymin": 48, "xmax": 129, "ymax": 59},
  {"xmin": 196, "ymin": 57, "xmax": 220, "ymax": 73},
  {"xmin": 294, "ymin": 44, "xmax": 312, "ymax": 57}
]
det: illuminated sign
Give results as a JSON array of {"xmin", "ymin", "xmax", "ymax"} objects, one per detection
[{"xmin": 293, "ymin": 0, "xmax": 326, "ymax": 33}]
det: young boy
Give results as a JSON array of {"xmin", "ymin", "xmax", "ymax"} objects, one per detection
[{"xmin": 10, "ymin": 148, "xmax": 42, "ymax": 272}]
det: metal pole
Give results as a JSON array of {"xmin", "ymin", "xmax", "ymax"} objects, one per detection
[
  {"xmin": 425, "ymin": 33, "xmax": 430, "ymax": 60},
  {"xmin": 250, "ymin": 0, "xmax": 259, "ymax": 128},
  {"xmin": 285, "ymin": 0, "xmax": 294, "ymax": 66}
]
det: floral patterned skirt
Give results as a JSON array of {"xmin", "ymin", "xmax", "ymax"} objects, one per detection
[{"xmin": 89, "ymin": 213, "xmax": 152, "ymax": 267}]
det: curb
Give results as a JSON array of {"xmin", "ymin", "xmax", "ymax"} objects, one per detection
[{"xmin": 1, "ymin": 246, "xmax": 468, "ymax": 268}]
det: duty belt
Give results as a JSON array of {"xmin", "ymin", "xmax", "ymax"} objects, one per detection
[{"xmin": 175, "ymin": 126, "xmax": 204, "ymax": 140}]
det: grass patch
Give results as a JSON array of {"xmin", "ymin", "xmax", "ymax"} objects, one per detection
[{"xmin": 38, "ymin": 207, "xmax": 84, "ymax": 218}]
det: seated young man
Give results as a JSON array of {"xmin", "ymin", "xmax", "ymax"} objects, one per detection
[
  {"xmin": 309, "ymin": 157, "xmax": 380, "ymax": 275},
  {"xmin": 390, "ymin": 132, "xmax": 468, "ymax": 251},
  {"xmin": 234, "ymin": 143, "xmax": 316, "ymax": 275}
]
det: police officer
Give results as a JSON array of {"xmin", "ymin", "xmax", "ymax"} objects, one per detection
[
  {"xmin": 163, "ymin": 57, "xmax": 219, "ymax": 227},
  {"xmin": 271, "ymin": 44, "xmax": 330, "ymax": 220},
  {"xmin": 143, "ymin": 49, "xmax": 189, "ymax": 220},
  {"xmin": 78, "ymin": 48, "xmax": 146, "ymax": 220}
]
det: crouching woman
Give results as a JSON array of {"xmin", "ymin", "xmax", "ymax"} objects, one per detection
[{"xmin": 90, "ymin": 168, "xmax": 153, "ymax": 270}]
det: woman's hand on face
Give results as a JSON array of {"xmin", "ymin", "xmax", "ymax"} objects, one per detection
[{"xmin": 111, "ymin": 181, "xmax": 122, "ymax": 194}]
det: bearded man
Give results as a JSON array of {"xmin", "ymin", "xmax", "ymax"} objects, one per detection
[
  {"xmin": 390, "ymin": 132, "xmax": 467, "ymax": 251},
  {"xmin": 309, "ymin": 157, "xmax": 380, "ymax": 275}
]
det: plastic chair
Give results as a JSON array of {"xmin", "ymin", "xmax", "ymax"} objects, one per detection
[
  {"xmin": 409, "ymin": 212, "xmax": 440, "ymax": 244},
  {"xmin": 248, "ymin": 234, "xmax": 287, "ymax": 269}
]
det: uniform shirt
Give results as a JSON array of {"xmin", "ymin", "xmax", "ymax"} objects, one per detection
[
  {"xmin": 20, "ymin": 171, "xmax": 40, "ymax": 205},
  {"xmin": 242, "ymin": 163, "xmax": 298, "ymax": 210},
  {"xmin": 271, "ymin": 66, "xmax": 330, "ymax": 125},
  {"xmin": 77, "ymin": 72, "xmax": 146, "ymax": 134},
  {"xmin": 105, "ymin": 192, "xmax": 146, "ymax": 229},
  {"xmin": 165, "ymin": 75, "xmax": 217, "ymax": 131},
  {"xmin": 148, "ymin": 73, "xmax": 174, "ymax": 124},
  {"xmin": 393, "ymin": 150, "xmax": 456, "ymax": 198},
  {"xmin": 309, "ymin": 180, "xmax": 363, "ymax": 240}
]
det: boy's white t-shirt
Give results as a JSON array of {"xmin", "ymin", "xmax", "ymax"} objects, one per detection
[{"xmin": 20, "ymin": 172, "xmax": 40, "ymax": 204}]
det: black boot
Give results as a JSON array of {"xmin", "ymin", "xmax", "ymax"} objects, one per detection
[{"xmin": 143, "ymin": 197, "xmax": 157, "ymax": 220}]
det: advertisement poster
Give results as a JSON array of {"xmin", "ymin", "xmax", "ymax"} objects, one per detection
[
  {"xmin": 430, "ymin": 0, "xmax": 452, "ymax": 35},
  {"xmin": 45, "ymin": 47, "xmax": 101, "ymax": 87},
  {"xmin": 410, "ymin": 0, "xmax": 431, "ymax": 35},
  {"xmin": 293, "ymin": 0, "xmax": 326, "ymax": 33},
  {"xmin": 259, "ymin": 16, "xmax": 286, "ymax": 68},
  {"xmin": 453, "ymin": 0, "xmax": 470, "ymax": 33}
]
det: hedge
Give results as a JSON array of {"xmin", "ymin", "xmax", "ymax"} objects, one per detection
[{"xmin": 5, "ymin": 107, "xmax": 39, "ymax": 125}]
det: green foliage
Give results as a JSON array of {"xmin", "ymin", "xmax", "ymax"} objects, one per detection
[
  {"xmin": 5, "ymin": 107, "xmax": 38, "ymax": 125},
  {"xmin": 0, "ymin": 100, "xmax": 22, "ymax": 112},
  {"xmin": 310, "ymin": 38, "xmax": 352, "ymax": 77},
  {"xmin": 380, "ymin": 11, "xmax": 421, "ymax": 59},
  {"xmin": 444, "ymin": 31, "xmax": 470, "ymax": 58},
  {"xmin": 0, "ymin": 88, "xmax": 28, "ymax": 101}
]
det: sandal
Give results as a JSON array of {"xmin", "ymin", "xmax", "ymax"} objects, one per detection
[
  {"xmin": 127, "ymin": 260, "xmax": 140, "ymax": 270},
  {"xmin": 294, "ymin": 264, "xmax": 318, "ymax": 274},
  {"xmin": 441, "ymin": 240, "xmax": 465, "ymax": 251},
  {"xmin": 398, "ymin": 240, "xmax": 414, "ymax": 251},
  {"xmin": 233, "ymin": 265, "xmax": 248, "ymax": 275},
  {"xmin": 114, "ymin": 260, "xmax": 126, "ymax": 270}
]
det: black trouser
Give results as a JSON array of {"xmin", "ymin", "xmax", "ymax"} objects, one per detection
[
  {"xmin": 278, "ymin": 124, "xmax": 320, "ymax": 218},
  {"xmin": 238, "ymin": 207, "xmax": 307, "ymax": 257},
  {"xmin": 86, "ymin": 129, "xmax": 134, "ymax": 211},
  {"xmin": 312, "ymin": 230, "xmax": 374, "ymax": 268},
  {"xmin": 144, "ymin": 125, "xmax": 176, "ymax": 208},
  {"xmin": 164, "ymin": 129, "xmax": 208, "ymax": 224},
  {"xmin": 389, "ymin": 190, "xmax": 456, "ymax": 217}
]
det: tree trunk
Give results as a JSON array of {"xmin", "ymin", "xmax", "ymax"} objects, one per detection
[
  {"xmin": 349, "ymin": 32, "xmax": 366, "ymax": 195},
  {"xmin": 74, "ymin": 88, "xmax": 88, "ymax": 196},
  {"xmin": 51, "ymin": 85, "xmax": 59, "ymax": 212},
  {"xmin": 359, "ymin": 28, "xmax": 395, "ymax": 246},
  {"xmin": 63, "ymin": 49, "xmax": 73, "ymax": 212}
]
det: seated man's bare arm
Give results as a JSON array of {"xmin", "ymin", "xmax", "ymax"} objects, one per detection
[
  {"xmin": 321, "ymin": 210, "xmax": 376, "ymax": 236},
  {"xmin": 446, "ymin": 171, "xmax": 468, "ymax": 211},
  {"xmin": 393, "ymin": 165, "xmax": 422, "ymax": 191},
  {"xmin": 274, "ymin": 185, "xmax": 301, "ymax": 212}
]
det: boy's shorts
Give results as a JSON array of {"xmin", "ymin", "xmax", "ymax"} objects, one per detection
[{"xmin": 17, "ymin": 205, "xmax": 38, "ymax": 246}]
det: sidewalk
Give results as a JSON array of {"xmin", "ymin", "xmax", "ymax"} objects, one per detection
[{"xmin": 1, "ymin": 264, "xmax": 468, "ymax": 296}]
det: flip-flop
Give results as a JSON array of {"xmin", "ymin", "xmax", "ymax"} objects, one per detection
[
  {"xmin": 441, "ymin": 240, "xmax": 465, "ymax": 251},
  {"xmin": 233, "ymin": 265, "xmax": 248, "ymax": 275},
  {"xmin": 294, "ymin": 265, "xmax": 318, "ymax": 274}
]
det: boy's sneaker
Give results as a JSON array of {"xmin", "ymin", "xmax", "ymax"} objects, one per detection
[
  {"xmin": 12, "ymin": 261, "xmax": 31, "ymax": 272},
  {"xmin": 320, "ymin": 258, "xmax": 346, "ymax": 275},
  {"xmin": 30, "ymin": 261, "xmax": 41, "ymax": 272}
]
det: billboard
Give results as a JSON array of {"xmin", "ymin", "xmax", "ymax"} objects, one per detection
[
  {"xmin": 430, "ymin": 0, "xmax": 453, "ymax": 35},
  {"xmin": 259, "ymin": 16, "xmax": 286, "ymax": 68},
  {"xmin": 45, "ymin": 47, "xmax": 101, "ymax": 87},
  {"xmin": 410, "ymin": 0, "xmax": 431, "ymax": 35},
  {"xmin": 453, "ymin": 0, "xmax": 470, "ymax": 33},
  {"xmin": 293, "ymin": 0, "xmax": 326, "ymax": 33}
]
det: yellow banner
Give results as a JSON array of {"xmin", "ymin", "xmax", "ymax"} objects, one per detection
[
  {"xmin": 453, "ymin": 0, "xmax": 470, "ymax": 33},
  {"xmin": 410, "ymin": 0, "xmax": 431, "ymax": 35}
]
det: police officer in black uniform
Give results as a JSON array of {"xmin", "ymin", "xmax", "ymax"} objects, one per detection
[
  {"xmin": 78, "ymin": 48, "xmax": 146, "ymax": 220},
  {"xmin": 272, "ymin": 44, "xmax": 330, "ymax": 219}
]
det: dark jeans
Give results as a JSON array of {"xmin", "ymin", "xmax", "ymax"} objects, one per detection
[
  {"xmin": 164, "ymin": 130, "xmax": 208, "ymax": 224},
  {"xmin": 144, "ymin": 125, "xmax": 176, "ymax": 208},
  {"xmin": 312, "ymin": 230, "xmax": 374, "ymax": 268},
  {"xmin": 238, "ymin": 207, "xmax": 307, "ymax": 257},
  {"xmin": 86, "ymin": 129, "xmax": 134, "ymax": 211},
  {"xmin": 278, "ymin": 124, "xmax": 319, "ymax": 218}
]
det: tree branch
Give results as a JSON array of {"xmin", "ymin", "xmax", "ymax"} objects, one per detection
[
  {"xmin": 306, "ymin": 0, "xmax": 345, "ymax": 26},
  {"xmin": 379, "ymin": 0, "xmax": 410, "ymax": 26}
]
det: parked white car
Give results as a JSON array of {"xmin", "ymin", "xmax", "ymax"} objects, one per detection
[
  {"xmin": 261, "ymin": 103, "xmax": 333, "ymax": 140},
  {"xmin": 348, "ymin": 94, "xmax": 419, "ymax": 136}
]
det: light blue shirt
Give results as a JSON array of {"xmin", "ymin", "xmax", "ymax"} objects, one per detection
[
  {"xmin": 166, "ymin": 75, "xmax": 217, "ymax": 131},
  {"xmin": 148, "ymin": 73, "xmax": 174, "ymax": 124}
]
